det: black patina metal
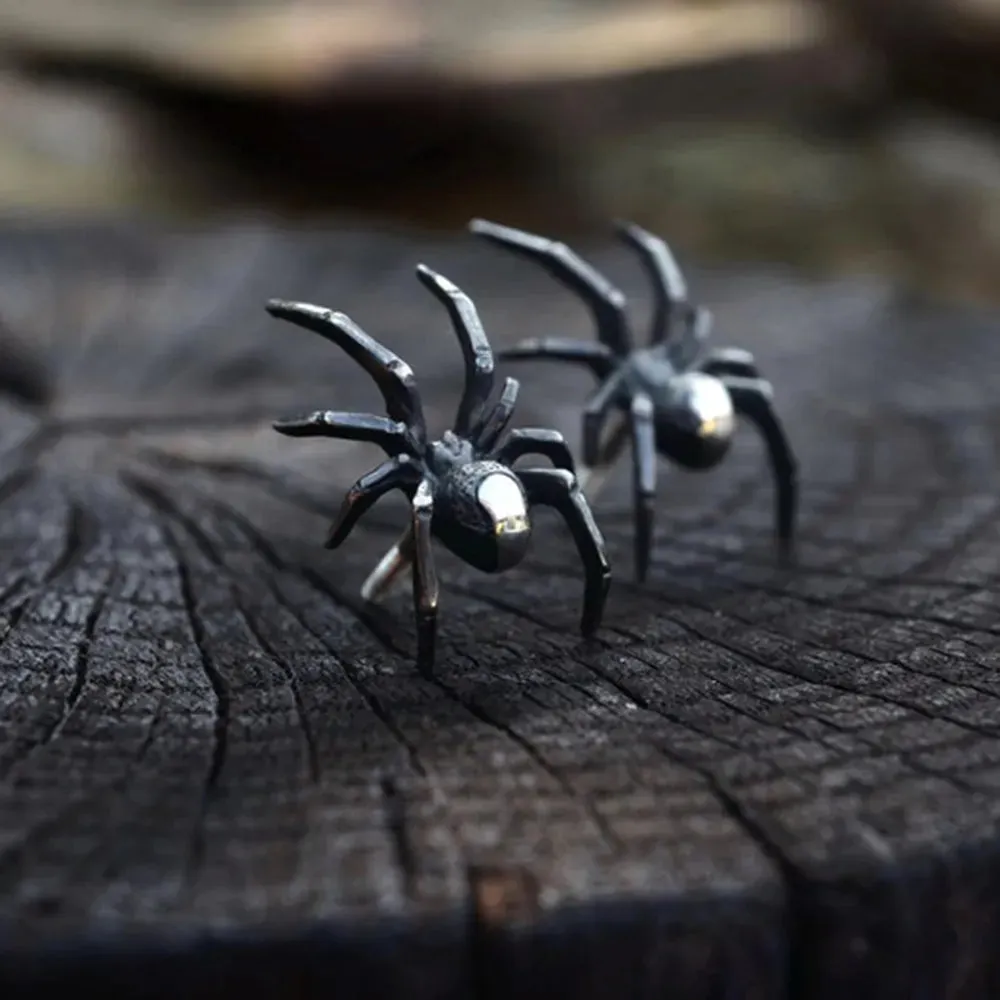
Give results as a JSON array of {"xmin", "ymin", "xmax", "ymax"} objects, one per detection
[
  {"xmin": 469, "ymin": 218, "xmax": 800, "ymax": 582},
  {"xmin": 268, "ymin": 265, "xmax": 610, "ymax": 672}
]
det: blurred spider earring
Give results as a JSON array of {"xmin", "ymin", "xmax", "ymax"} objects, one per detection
[{"xmin": 470, "ymin": 217, "xmax": 799, "ymax": 583}]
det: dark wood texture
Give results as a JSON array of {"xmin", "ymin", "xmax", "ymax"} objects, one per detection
[{"xmin": 0, "ymin": 218, "xmax": 999, "ymax": 999}]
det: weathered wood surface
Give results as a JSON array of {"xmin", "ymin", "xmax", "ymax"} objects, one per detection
[{"xmin": 0, "ymin": 218, "xmax": 999, "ymax": 999}]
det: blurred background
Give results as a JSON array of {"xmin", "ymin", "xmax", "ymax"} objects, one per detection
[{"xmin": 0, "ymin": 0, "xmax": 999, "ymax": 303}]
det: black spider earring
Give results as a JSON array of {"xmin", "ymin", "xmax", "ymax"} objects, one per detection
[
  {"xmin": 267, "ymin": 264, "xmax": 611, "ymax": 673},
  {"xmin": 466, "ymin": 218, "xmax": 800, "ymax": 583}
]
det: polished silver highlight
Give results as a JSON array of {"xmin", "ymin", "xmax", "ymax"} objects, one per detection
[
  {"xmin": 681, "ymin": 372, "xmax": 736, "ymax": 441},
  {"xmin": 477, "ymin": 471, "xmax": 531, "ymax": 570},
  {"xmin": 477, "ymin": 472, "xmax": 529, "ymax": 530}
]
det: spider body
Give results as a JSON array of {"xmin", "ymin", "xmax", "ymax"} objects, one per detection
[
  {"xmin": 612, "ymin": 354, "xmax": 737, "ymax": 471},
  {"xmin": 467, "ymin": 217, "xmax": 799, "ymax": 583},
  {"xmin": 268, "ymin": 263, "xmax": 610, "ymax": 672},
  {"xmin": 420, "ymin": 447, "xmax": 532, "ymax": 573}
]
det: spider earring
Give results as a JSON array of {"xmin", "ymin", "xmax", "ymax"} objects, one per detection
[
  {"xmin": 467, "ymin": 218, "xmax": 799, "ymax": 583},
  {"xmin": 267, "ymin": 264, "xmax": 611, "ymax": 673}
]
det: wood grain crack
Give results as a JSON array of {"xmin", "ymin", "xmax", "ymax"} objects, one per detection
[
  {"xmin": 379, "ymin": 775, "xmax": 417, "ymax": 899},
  {"xmin": 44, "ymin": 499, "xmax": 95, "ymax": 588},
  {"xmin": 426, "ymin": 670, "xmax": 622, "ymax": 852},
  {"xmin": 157, "ymin": 480, "xmax": 431, "ymax": 779},
  {"xmin": 122, "ymin": 474, "xmax": 232, "ymax": 876}
]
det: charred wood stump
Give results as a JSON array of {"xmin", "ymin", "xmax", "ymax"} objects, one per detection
[{"xmin": 0, "ymin": 220, "xmax": 997, "ymax": 999}]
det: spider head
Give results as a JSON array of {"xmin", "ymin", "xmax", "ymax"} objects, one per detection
[
  {"xmin": 436, "ymin": 461, "xmax": 532, "ymax": 573},
  {"xmin": 656, "ymin": 372, "xmax": 735, "ymax": 470}
]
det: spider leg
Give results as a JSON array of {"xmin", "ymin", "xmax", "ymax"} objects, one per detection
[
  {"xmin": 670, "ymin": 304, "xmax": 714, "ymax": 371},
  {"xmin": 266, "ymin": 300, "xmax": 427, "ymax": 444},
  {"xmin": 519, "ymin": 468, "xmax": 610, "ymax": 636},
  {"xmin": 325, "ymin": 455, "xmax": 421, "ymax": 550},
  {"xmin": 721, "ymin": 375, "xmax": 799, "ymax": 557},
  {"xmin": 273, "ymin": 410, "xmax": 413, "ymax": 457},
  {"xmin": 415, "ymin": 265, "xmax": 495, "ymax": 435},
  {"xmin": 581, "ymin": 368, "xmax": 626, "ymax": 469},
  {"xmin": 615, "ymin": 221, "xmax": 688, "ymax": 346},
  {"xmin": 497, "ymin": 338, "xmax": 617, "ymax": 383},
  {"xmin": 629, "ymin": 393, "xmax": 658, "ymax": 583},
  {"xmin": 472, "ymin": 377, "xmax": 520, "ymax": 453},
  {"xmin": 572, "ymin": 368, "xmax": 630, "ymax": 497},
  {"xmin": 698, "ymin": 347, "xmax": 760, "ymax": 380},
  {"xmin": 491, "ymin": 428, "xmax": 575, "ymax": 472},
  {"xmin": 469, "ymin": 218, "xmax": 632, "ymax": 356},
  {"xmin": 410, "ymin": 479, "xmax": 439, "ymax": 675},
  {"xmin": 575, "ymin": 414, "xmax": 630, "ymax": 498}
]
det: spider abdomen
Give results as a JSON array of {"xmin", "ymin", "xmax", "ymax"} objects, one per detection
[
  {"xmin": 433, "ymin": 461, "xmax": 532, "ymax": 573},
  {"xmin": 651, "ymin": 372, "xmax": 736, "ymax": 471}
]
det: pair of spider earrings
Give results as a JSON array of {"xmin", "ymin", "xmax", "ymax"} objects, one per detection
[{"xmin": 269, "ymin": 219, "xmax": 799, "ymax": 672}]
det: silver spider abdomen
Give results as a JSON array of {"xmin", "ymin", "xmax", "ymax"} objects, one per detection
[
  {"xmin": 434, "ymin": 461, "xmax": 532, "ymax": 573},
  {"xmin": 654, "ymin": 372, "xmax": 736, "ymax": 470}
]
